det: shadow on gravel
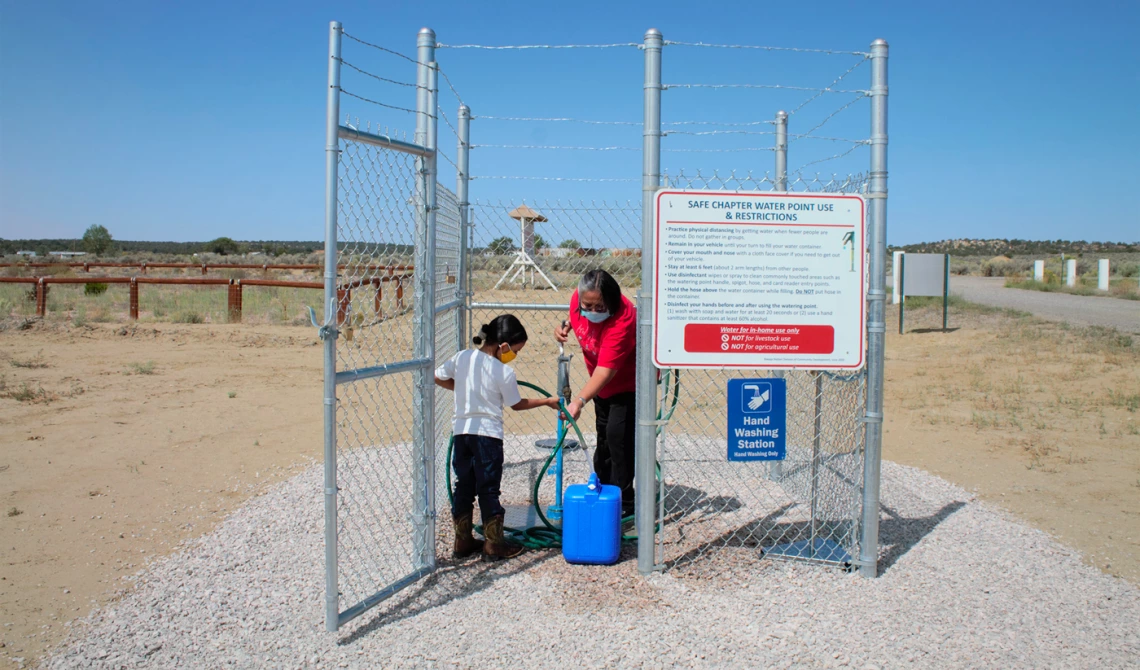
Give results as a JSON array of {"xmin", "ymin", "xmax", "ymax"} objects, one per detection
[
  {"xmin": 339, "ymin": 549, "xmax": 560, "ymax": 645},
  {"xmin": 909, "ymin": 327, "xmax": 961, "ymax": 334},
  {"xmin": 876, "ymin": 500, "xmax": 967, "ymax": 574}
]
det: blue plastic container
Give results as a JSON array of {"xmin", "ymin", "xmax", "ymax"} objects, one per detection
[{"xmin": 562, "ymin": 473, "xmax": 621, "ymax": 565}]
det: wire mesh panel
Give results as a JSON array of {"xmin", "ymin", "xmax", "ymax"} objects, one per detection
[
  {"xmin": 333, "ymin": 132, "xmax": 428, "ymax": 617},
  {"xmin": 656, "ymin": 172, "xmax": 867, "ymax": 574},
  {"xmin": 433, "ymin": 184, "xmax": 463, "ymax": 535}
]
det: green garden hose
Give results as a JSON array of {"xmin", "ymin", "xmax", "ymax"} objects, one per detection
[{"xmin": 445, "ymin": 373, "xmax": 679, "ymax": 551}]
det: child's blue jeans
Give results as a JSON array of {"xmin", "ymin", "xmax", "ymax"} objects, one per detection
[{"xmin": 451, "ymin": 434, "xmax": 506, "ymax": 521}]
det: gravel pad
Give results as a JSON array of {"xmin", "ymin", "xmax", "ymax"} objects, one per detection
[{"xmin": 45, "ymin": 452, "xmax": 1140, "ymax": 669}]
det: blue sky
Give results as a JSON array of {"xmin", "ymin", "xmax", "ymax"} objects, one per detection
[{"xmin": 1, "ymin": 0, "xmax": 1137, "ymax": 246}]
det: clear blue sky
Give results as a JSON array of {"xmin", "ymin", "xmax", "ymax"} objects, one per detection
[{"xmin": 1, "ymin": 0, "xmax": 1137, "ymax": 246}]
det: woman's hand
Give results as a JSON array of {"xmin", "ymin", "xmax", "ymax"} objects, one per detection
[
  {"xmin": 554, "ymin": 320, "xmax": 571, "ymax": 344},
  {"xmin": 563, "ymin": 398, "xmax": 584, "ymax": 421}
]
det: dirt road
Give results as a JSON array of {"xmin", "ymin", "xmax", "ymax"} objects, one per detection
[{"xmin": 951, "ymin": 276, "xmax": 1140, "ymax": 333}]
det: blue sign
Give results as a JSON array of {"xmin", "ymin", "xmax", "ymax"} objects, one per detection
[{"xmin": 727, "ymin": 378, "xmax": 787, "ymax": 461}]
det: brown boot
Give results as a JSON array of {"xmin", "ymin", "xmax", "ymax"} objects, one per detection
[
  {"xmin": 452, "ymin": 513, "xmax": 483, "ymax": 559},
  {"xmin": 481, "ymin": 514, "xmax": 523, "ymax": 561}
]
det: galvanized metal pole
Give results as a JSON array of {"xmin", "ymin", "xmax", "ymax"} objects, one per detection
[
  {"xmin": 322, "ymin": 20, "xmax": 342, "ymax": 632},
  {"xmin": 860, "ymin": 38, "xmax": 889, "ymax": 578},
  {"xmin": 412, "ymin": 29, "xmax": 438, "ymax": 572},
  {"xmin": 636, "ymin": 28, "xmax": 663, "ymax": 574},
  {"xmin": 775, "ymin": 110, "xmax": 788, "ymax": 191},
  {"xmin": 770, "ymin": 110, "xmax": 788, "ymax": 483},
  {"xmin": 457, "ymin": 104, "xmax": 471, "ymax": 356}
]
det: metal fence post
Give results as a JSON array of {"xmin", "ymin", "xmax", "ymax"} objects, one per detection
[
  {"xmin": 636, "ymin": 27, "xmax": 663, "ymax": 574},
  {"xmin": 322, "ymin": 20, "xmax": 343, "ymax": 632},
  {"xmin": 860, "ymin": 38, "xmax": 889, "ymax": 578},
  {"xmin": 457, "ymin": 104, "xmax": 471, "ymax": 356},
  {"xmin": 775, "ymin": 110, "xmax": 788, "ymax": 191},
  {"xmin": 412, "ymin": 29, "xmax": 438, "ymax": 572}
]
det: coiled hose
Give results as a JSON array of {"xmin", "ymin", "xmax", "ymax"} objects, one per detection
[{"xmin": 446, "ymin": 372, "xmax": 680, "ymax": 550}]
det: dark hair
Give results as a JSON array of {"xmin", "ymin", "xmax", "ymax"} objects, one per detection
[
  {"xmin": 577, "ymin": 269, "xmax": 623, "ymax": 315},
  {"xmin": 473, "ymin": 314, "xmax": 528, "ymax": 347}
]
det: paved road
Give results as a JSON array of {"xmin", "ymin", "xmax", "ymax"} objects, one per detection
[{"xmin": 948, "ymin": 276, "xmax": 1139, "ymax": 333}]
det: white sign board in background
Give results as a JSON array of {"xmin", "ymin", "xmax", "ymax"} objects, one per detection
[
  {"xmin": 900, "ymin": 253, "xmax": 948, "ymax": 297},
  {"xmin": 653, "ymin": 190, "xmax": 866, "ymax": 370}
]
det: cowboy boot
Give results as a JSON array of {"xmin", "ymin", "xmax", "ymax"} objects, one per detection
[
  {"xmin": 481, "ymin": 514, "xmax": 523, "ymax": 561},
  {"xmin": 453, "ymin": 512, "xmax": 483, "ymax": 559}
]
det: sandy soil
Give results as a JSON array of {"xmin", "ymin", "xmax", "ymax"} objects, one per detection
[{"xmin": 0, "ymin": 300, "xmax": 1137, "ymax": 667}]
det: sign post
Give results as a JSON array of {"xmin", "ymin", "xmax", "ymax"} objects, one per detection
[
  {"xmin": 897, "ymin": 252, "xmax": 950, "ymax": 334},
  {"xmin": 652, "ymin": 190, "xmax": 866, "ymax": 370}
]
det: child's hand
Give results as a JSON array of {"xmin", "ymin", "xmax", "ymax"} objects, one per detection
[{"xmin": 545, "ymin": 397, "xmax": 561, "ymax": 409}]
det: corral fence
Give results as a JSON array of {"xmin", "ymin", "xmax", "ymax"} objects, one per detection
[
  {"xmin": 0, "ymin": 269, "xmax": 411, "ymax": 324},
  {"xmin": 320, "ymin": 22, "xmax": 888, "ymax": 631}
]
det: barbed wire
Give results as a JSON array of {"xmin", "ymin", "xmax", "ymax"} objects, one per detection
[
  {"xmin": 435, "ymin": 64, "xmax": 465, "ymax": 106},
  {"xmin": 791, "ymin": 142, "xmax": 868, "ymax": 172},
  {"xmin": 666, "ymin": 83, "xmax": 867, "ymax": 94},
  {"xmin": 438, "ymin": 104, "xmax": 460, "ymax": 137},
  {"xmin": 664, "ymin": 119, "xmax": 777, "ymax": 127},
  {"xmin": 473, "ymin": 115, "xmax": 640, "ymax": 126},
  {"xmin": 791, "ymin": 94, "xmax": 867, "ymax": 143},
  {"xmin": 667, "ymin": 129, "xmax": 775, "ymax": 137},
  {"xmin": 337, "ymin": 57, "xmax": 422, "ymax": 90},
  {"xmin": 341, "ymin": 30, "xmax": 419, "ymax": 64},
  {"xmin": 472, "ymin": 144, "xmax": 639, "ymax": 151},
  {"xmin": 664, "ymin": 147, "xmax": 776, "ymax": 153},
  {"xmin": 663, "ymin": 41, "xmax": 869, "ymax": 57},
  {"xmin": 340, "ymin": 89, "xmax": 429, "ymax": 117},
  {"xmin": 471, "ymin": 176, "xmax": 639, "ymax": 182},
  {"xmin": 438, "ymin": 148, "xmax": 460, "ymax": 171},
  {"xmin": 436, "ymin": 42, "xmax": 639, "ymax": 49},
  {"xmin": 788, "ymin": 57, "xmax": 869, "ymax": 116}
]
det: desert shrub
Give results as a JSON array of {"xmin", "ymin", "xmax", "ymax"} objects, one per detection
[
  {"xmin": 84, "ymin": 282, "xmax": 109, "ymax": 296},
  {"xmin": 174, "ymin": 311, "xmax": 205, "ymax": 324}
]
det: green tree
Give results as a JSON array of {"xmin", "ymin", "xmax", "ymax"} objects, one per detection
[
  {"xmin": 205, "ymin": 237, "xmax": 242, "ymax": 256},
  {"xmin": 559, "ymin": 238, "xmax": 582, "ymax": 249},
  {"xmin": 533, "ymin": 234, "xmax": 547, "ymax": 250},
  {"xmin": 488, "ymin": 236, "xmax": 515, "ymax": 254},
  {"xmin": 82, "ymin": 225, "xmax": 113, "ymax": 255}
]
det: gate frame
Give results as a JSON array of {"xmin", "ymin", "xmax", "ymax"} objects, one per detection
[{"xmin": 322, "ymin": 23, "xmax": 443, "ymax": 632}]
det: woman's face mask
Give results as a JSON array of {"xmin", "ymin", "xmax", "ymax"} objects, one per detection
[
  {"xmin": 498, "ymin": 343, "xmax": 518, "ymax": 364},
  {"xmin": 580, "ymin": 309, "xmax": 611, "ymax": 324}
]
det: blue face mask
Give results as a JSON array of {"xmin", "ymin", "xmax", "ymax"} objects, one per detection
[{"xmin": 581, "ymin": 309, "xmax": 610, "ymax": 324}]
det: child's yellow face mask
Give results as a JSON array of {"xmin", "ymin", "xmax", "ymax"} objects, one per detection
[{"xmin": 499, "ymin": 343, "xmax": 517, "ymax": 364}]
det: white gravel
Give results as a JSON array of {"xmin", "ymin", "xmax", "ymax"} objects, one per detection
[{"xmin": 44, "ymin": 451, "xmax": 1140, "ymax": 669}]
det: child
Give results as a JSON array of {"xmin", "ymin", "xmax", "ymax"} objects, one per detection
[{"xmin": 434, "ymin": 314, "xmax": 559, "ymax": 561}]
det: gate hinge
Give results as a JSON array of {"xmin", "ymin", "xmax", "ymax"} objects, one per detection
[{"xmin": 860, "ymin": 412, "xmax": 884, "ymax": 424}]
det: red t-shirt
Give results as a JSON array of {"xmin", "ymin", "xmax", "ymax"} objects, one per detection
[{"xmin": 569, "ymin": 290, "xmax": 637, "ymax": 399}]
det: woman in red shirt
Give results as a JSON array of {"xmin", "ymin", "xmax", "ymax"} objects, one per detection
[{"xmin": 555, "ymin": 269, "xmax": 638, "ymax": 515}]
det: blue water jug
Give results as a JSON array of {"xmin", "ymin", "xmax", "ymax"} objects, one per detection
[{"xmin": 562, "ymin": 473, "xmax": 621, "ymax": 565}]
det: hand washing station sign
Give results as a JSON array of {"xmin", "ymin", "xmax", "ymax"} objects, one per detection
[
  {"xmin": 727, "ymin": 378, "xmax": 786, "ymax": 461},
  {"xmin": 653, "ymin": 190, "xmax": 866, "ymax": 370}
]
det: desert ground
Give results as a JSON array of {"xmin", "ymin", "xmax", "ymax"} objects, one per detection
[{"xmin": 0, "ymin": 297, "xmax": 1137, "ymax": 666}]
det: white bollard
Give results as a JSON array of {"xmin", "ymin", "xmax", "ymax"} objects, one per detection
[
  {"xmin": 1033, "ymin": 260, "xmax": 1044, "ymax": 282},
  {"xmin": 1065, "ymin": 259, "xmax": 1077, "ymax": 287},
  {"xmin": 892, "ymin": 251, "xmax": 902, "ymax": 304},
  {"xmin": 1098, "ymin": 259, "xmax": 1109, "ymax": 291}
]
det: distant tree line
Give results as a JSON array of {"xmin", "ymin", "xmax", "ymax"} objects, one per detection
[{"xmin": 889, "ymin": 238, "xmax": 1139, "ymax": 256}]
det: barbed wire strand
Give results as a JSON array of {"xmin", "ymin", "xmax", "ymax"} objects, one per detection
[
  {"xmin": 667, "ymin": 129, "xmax": 775, "ymax": 137},
  {"xmin": 666, "ymin": 83, "xmax": 867, "ymax": 94},
  {"xmin": 438, "ymin": 104, "xmax": 460, "ymax": 138},
  {"xmin": 341, "ymin": 30, "xmax": 419, "ymax": 64},
  {"xmin": 664, "ymin": 119, "xmax": 777, "ymax": 127},
  {"xmin": 792, "ymin": 142, "xmax": 868, "ymax": 172},
  {"xmin": 436, "ymin": 42, "xmax": 639, "ymax": 49},
  {"xmin": 472, "ymin": 144, "xmax": 639, "ymax": 151},
  {"xmin": 435, "ymin": 64, "xmax": 465, "ymax": 106},
  {"xmin": 788, "ymin": 57, "xmax": 869, "ymax": 116},
  {"xmin": 337, "ymin": 57, "xmax": 422, "ymax": 90},
  {"xmin": 665, "ymin": 147, "xmax": 776, "ymax": 153},
  {"xmin": 791, "ymin": 94, "xmax": 867, "ymax": 143},
  {"xmin": 473, "ymin": 115, "xmax": 640, "ymax": 126},
  {"xmin": 340, "ymin": 89, "xmax": 430, "ymax": 117},
  {"xmin": 471, "ymin": 176, "xmax": 639, "ymax": 182},
  {"xmin": 438, "ymin": 148, "xmax": 460, "ymax": 171},
  {"xmin": 663, "ymin": 41, "xmax": 869, "ymax": 57}
]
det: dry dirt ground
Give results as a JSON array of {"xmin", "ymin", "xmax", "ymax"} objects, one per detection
[{"xmin": 0, "ymin": 301, "xmax": 1137, "ymax": 667}]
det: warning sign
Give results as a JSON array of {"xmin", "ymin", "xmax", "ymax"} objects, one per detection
[{"xmin": 652, "ymin": 190, "xmax": 866, "ymax": 369}]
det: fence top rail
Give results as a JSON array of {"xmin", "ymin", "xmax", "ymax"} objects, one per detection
[
  {"xmin": 0, "ymin": 262, "xmax": 414, "ymax": 271},
  {"xmin": 337, "ymin": 125, "xmax": 434, "ymax": 158}
]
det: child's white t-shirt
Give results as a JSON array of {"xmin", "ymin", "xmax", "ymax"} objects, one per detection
[{"xmin": 435, "ymin": 349, "xmax": 522, "ymax": 440}]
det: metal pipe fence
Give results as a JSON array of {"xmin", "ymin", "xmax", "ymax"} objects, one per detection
[{"xmin": 317, "ymin": 20, "xmax": 888, "ymax": 630}]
